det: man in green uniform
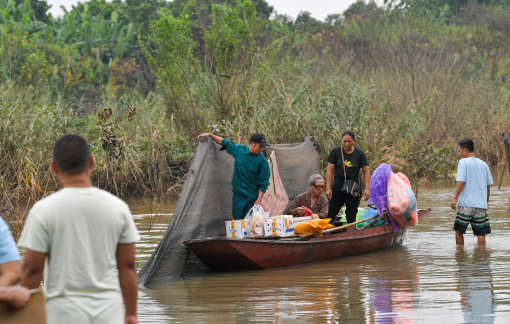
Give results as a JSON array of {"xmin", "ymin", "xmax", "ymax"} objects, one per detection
[{"xmin": 197, "ymin": 132, "xmax": 271, "ymax": 219}]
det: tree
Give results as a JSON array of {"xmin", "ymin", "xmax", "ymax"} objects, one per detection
[
  {"xmin": 143, "ymin": 0, "xmax": 275, "ymax": 130},
  {"xmin": 169, "ymin": 0, "xmax": 273, "ymax": 21},
  {"xmin": 343, "ymin": 0, "xmax": 377, "ymax": 20},
  {"xmin": 15, "ymin": 0, "xmax": 50, "ymax": 22},
  {"xmin": 75, "ymin": 0, "xmax": 121, "ymax": 21},
  {"xmin": 325, "ymin": 13, "xmax": 342, "ymax": 27},
  {"xmin": 121, "ymin": 0, "xmax": 168, "ymax": 36},
  {"xmin": 294, "ymin": 11, "xmax": 321, "ymax": 32}
]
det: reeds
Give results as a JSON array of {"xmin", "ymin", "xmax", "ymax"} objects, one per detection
[{"xmin": 0, "ymin": 85, "xmax": 192, "ymax": 235}]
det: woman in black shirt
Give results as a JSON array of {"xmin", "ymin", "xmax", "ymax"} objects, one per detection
[{"xmin": 325, "ymin": 131, "xmax": 372, "ymax": 229}]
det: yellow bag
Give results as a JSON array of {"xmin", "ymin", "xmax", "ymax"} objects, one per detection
[{"xmin": 294, "ymin": 218, "xmax": 334, "ymax": 234}]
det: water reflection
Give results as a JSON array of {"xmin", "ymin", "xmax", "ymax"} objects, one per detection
[
  {"xmin": 371, "ymin": 250, "xmax": 419, "ymax": 323},
  {"xmin": 456, "ymin": 246, "xmax": 495, "ymax": 323},
  {"xmin": 132, "ymin": 180, "xmax": 510, "ymax": 323}
]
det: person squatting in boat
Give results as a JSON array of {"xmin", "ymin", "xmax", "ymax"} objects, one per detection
[
  {"xmin": 197, "ymin": 132, "xmax": 271, "ymax": 220},
  {"xmin": 287, "ymin": 174, "xmax": 329, "ymax": 220}
]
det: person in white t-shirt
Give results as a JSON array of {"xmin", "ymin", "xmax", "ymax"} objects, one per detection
[
  {"xmin": 18, "ymin": 134, "xmax": 140, "ymax": 324},
  {"xmin": 450, "ymin": 138, "xmax": 493, "ymax": 245}
]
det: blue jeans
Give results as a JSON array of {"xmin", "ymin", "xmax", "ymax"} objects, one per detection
[{"xmin": 232, "ymin": 194, "xmax": 257, "ymax": 220}]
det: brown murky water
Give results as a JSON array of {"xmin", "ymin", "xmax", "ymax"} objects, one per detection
[{"xmin": 132, "ymin": 178, "xmax": 510, "ymax": 323}]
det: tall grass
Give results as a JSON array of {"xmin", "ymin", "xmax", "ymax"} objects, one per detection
[{"xmin": 0, "ymin": 85, "xmax": 191, "ymax": 237}]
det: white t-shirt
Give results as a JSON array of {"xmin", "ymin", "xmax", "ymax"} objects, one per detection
[
  {"xmin": 18, "ymin": 187, "xmax": 140, "ymax": 323},
  {"xmin": 456, "ymin": 157, "xmax": 494, "ymax": 209}
]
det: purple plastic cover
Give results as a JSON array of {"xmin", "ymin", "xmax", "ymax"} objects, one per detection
[{"xmin": 368, "ymin": 163, "xmax": 400, "ymax": 231}]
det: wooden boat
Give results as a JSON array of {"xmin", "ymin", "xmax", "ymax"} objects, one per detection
[{"xmin": 184, "ymin": 208, "xmax": 432, "ymax": 271}]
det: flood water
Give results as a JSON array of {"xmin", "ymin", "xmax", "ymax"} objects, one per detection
[{"xmin": 131, "ymin": 177, "xmax": 510, "ymax": 323}]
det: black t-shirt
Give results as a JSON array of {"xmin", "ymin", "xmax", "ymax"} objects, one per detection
[{"xmin": 327, "ymin": 146, "xmax": 369, "ymax": 189}]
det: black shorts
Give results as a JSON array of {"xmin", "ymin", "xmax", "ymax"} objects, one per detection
[{"xmin": 454, "ymin": 206, "xmax": 491, "ymax": 236}]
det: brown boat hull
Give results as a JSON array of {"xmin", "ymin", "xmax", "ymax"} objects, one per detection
[{"xmin": 184, "ymin": 209, "xmax": 431, "ymax": 271}]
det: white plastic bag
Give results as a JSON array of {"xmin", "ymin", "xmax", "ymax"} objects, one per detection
[{"xmin": 244, "ymin": 205, "xmax": 269, "ymax": 238}]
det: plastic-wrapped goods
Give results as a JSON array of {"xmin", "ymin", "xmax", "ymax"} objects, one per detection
[
  {"xmin": 245, "ymin": 205, "xmax": 269, "ymax": 238},
  {"xmin": 264, "ymin": 216, "xmax": 295, "ymax": 237},
  {"xmin": 368, "ymin": 163, "xmax": 393, "ymax": 216},
  {"xmin": 225, "ymin": 220, "xmax": 248, "ymax": 238},
  {"xmin": 408, "ymin": 210, "xmax": 418, "ymax": 227},
  {"xmin": 396, "ymin": 172, "xmax": 411, "ymax": 187},
  {"xmin": 403, "ymin": 187, "xmax": 415, "ymax": 221},
  {"xmin": 404, "ymin": 187, "xmax": 418, "ymax": 227},
  {"xmin": 294, "ymin": 219, "xmax": 334, "ymax": 235},
  {"xmin": 393, "ymin": 172, "xmax": 418, "ymax": 227},
  {"xmin": 356, "ymin": 208, "xmax": 384, "ymax": 227},
  {"xmin": 386, "ymin": 172, "xmax": 419, "ymax": 228},
  {"xmin": 387, "ymin": 173, "xmax": 411, "ymax": 217}
]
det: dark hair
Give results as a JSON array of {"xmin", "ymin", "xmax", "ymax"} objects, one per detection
[
  {"xmin": 457, "ymin": 138, "xmax": 474, "ymax": 152},
  {"xmin": 53, "ymin": 134, "xmax": 91, "ymax": 175},
  {"xmin": 342, "ymin": 130, "xmax": 355, "ymax": 141}
]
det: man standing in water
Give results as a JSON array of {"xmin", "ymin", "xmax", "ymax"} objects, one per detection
[
  {"xmin": 451, "ymin": 138, "xmax": 493, "ymax": 245},
  {"xmin": 197, "ymin": 132, "xmax": 270, "ymax": 219},
  {"xmin": 19, "ymin": 134, "xmax": 140, "ymax": 324}
]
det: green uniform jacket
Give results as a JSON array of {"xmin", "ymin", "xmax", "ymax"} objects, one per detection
[{"xmin": 221, "ymin": 138, "xmax": 270, "ymax": 199}]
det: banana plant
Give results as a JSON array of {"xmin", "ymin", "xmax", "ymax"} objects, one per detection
[
  {"xmin": 44, "ymin": 3, "xmax": 135, "ymax": 60},
  {"xmin": 0, "ymin": 0, "xmax": 39, "ymax": 31}
]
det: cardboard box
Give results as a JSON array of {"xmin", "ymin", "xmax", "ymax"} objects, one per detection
[
  {"xmin": 225, "ymin": 220, "xmax": 248, "ymax": 238},
  {"xmin": 264, "ymin": 216, "xmax": 295, "ymax": 237}
]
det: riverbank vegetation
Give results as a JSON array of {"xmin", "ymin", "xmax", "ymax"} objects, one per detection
[{"xmin": 2, "ymin": 0, "xmax": 510, "ymax": 221}]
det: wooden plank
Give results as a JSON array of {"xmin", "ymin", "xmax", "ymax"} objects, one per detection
[{"xmin": 0, "ymin": 289, "xmax": 46, "ymax": 324}]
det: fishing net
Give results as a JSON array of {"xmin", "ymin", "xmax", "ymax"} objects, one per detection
[{"xmin": 138, "ymin": 136, "xmax": 321, "ymax": 286}]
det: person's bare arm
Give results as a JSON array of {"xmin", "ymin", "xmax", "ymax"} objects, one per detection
[
  {"xmin": 0, "ymin": 286, "xmax": 30, "ymax": 309},
  {"xmin": 0, "ymin": 261, "xmax": 21, "ymax": 287},
  {"xmin": 19, "ymin": 250, "xmax": 46, "ymax": 289},
  {"xmin": 487, "ymin": 185, "xmax": 490, "ymax": 209},
  {"xmin": 362, "ymin": 165, "xmax": 371, "ymax": 201},
  {"xmin": 325, "ymin": 163, "xmax": 335, "ymax": 200},
  {"xmin": 117, "ymin": 243, "xmax": 138, "ymax": 324},
  {"xmin": 197, "ymin": 133, "xmax": 224, "ymax": 145},
  {"xmin": 450, "ymin": 181, "xmax": 465, "ymax": 211},
  {"xmin": 254, "ymin": 190, "xmax": 264, "ymax": 206}
]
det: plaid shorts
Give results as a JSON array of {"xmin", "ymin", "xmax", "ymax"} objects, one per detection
[{"xmin": 454, "ymin": 206, "xmax": 491, "ymax": 236}]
